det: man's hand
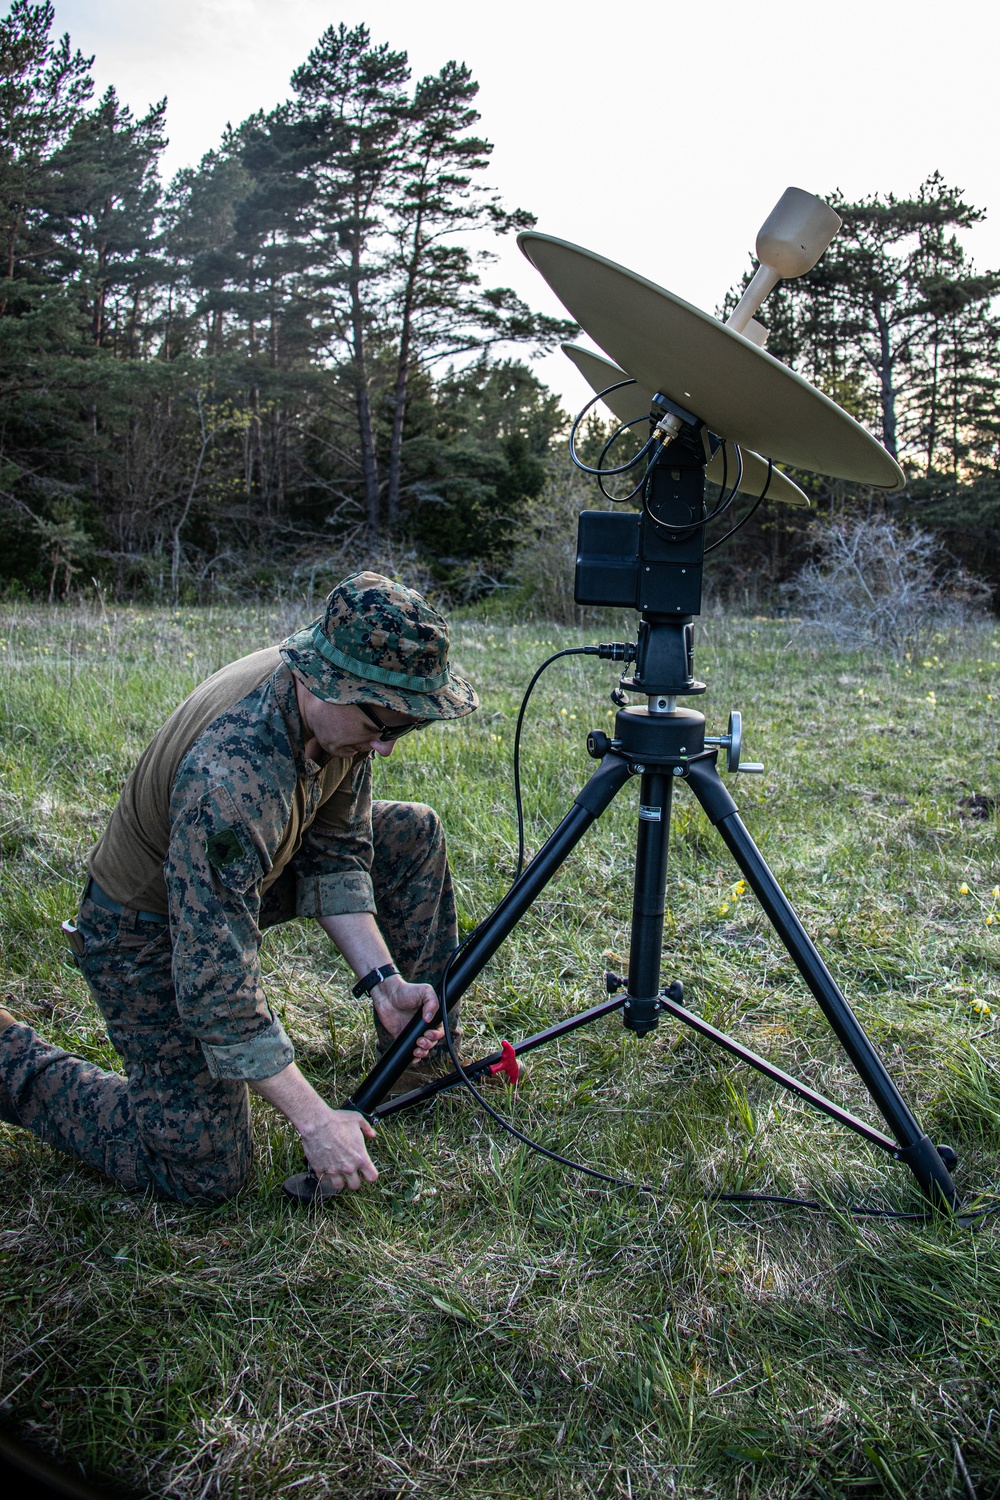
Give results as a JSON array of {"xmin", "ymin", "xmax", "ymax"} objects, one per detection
[
  {"xmin": 316, "ymin": 911, "xmax": 445, "ymax": 1060},
  {"xmin": 249, "ymin": 1062, "xmax": 378, "ymax": 1192},
  {"xmin": 373, "ymin": 974, "xmax": 444, "ymax": 1060},
  {"xmin": 299, "ymin": 1105, "xmax": 379, "ymax": 1193}
]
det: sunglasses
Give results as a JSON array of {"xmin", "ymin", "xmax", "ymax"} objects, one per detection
[{"xmin": 356, "ymin": 704, "xmax": 428, "ymax": 742}]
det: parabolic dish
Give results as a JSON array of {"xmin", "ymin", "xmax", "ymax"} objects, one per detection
[
  {"xmin": 562, "ymin": 343, "xmax": 810, "ymax": 508},
  {"xmin": 520, "ymin": 233, "xmax": 904, "ymax": 491}
]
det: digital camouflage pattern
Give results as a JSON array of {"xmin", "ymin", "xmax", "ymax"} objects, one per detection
[
  {"xmin": 161, "ymin": 661, "xmax": 339, "ymax": 1084},
  {"xmin": 280, "ymin": 570, "xmax": 478, "ymax": 721},
  {"xmin": 0, "ymin": 801, "xmax": 458, "ymax": 1202},
  {"xmin": 1, "ymin": 896, "xmax": 253, "ymax": 1201}
]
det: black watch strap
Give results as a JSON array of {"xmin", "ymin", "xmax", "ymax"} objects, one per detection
[{"xmin": 351, "ymin": 963, "xmax": 399, "ymax": 998}]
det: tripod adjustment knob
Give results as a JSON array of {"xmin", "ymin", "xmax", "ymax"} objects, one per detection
[
  {"xmin": 587, "ymin": 730, "xmax": 611, "ymax": 760},
  {"xmin": 705, "ymin": 710, "xmax": 743, "ymax": 772},
  {"xmin": 704, "ymin": 711, "xmax": 764, "ymax": 773}
]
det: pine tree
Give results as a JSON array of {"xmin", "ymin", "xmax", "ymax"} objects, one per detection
[
  {"xmin": 289, "ymin": 24, "xmax": 573, "ymax": 542},
  {"xmin": 290, "ymin": 23, "xmax": 410, "ymax": 539},
  {"xmin": 0, "ymin": 0, "xmax": 93, "ymax": 310},
  {"xmin": 48, "ymin": 86, "xmax": 167, "ymax": 353}
]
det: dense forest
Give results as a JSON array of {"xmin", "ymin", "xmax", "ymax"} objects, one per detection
[
  {"xmin": 1, "ymin": 1, "xmax": 998, "ymax": 606},
  {"xmin": 0, "ymin": 2, "xmax": 573, "ymax": 600}
]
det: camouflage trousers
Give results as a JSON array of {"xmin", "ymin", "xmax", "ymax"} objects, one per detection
[{"xmin": 0, "ymin": 801, "xmax": 457, "ymax": 1203}]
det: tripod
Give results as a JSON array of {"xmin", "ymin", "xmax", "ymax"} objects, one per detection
[{"xmin": 290, "ymin": 431, "xmax": 960, "ymax": 1212}]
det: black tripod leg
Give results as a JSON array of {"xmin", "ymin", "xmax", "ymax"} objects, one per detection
[
  {"xmin": 346, "ymin": 753, "xmax": 634, "ymax": 1114},
  {"xmin": 685, "ymin": 756, "xmax": 958, "ymax": 1210}
]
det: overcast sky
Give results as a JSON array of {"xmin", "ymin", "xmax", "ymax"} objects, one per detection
[{"xmin": 41, "ymin": 0, "xmax": 1000, "ymax": 406}]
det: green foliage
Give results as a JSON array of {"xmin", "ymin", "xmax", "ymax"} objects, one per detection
[
  {"xmin": 0, "ymin": 0, "xmax": 94, "ymax": 306},
  {"xmin": 401, "ymin": 360, "xmax": 564, "ymax": 591}
]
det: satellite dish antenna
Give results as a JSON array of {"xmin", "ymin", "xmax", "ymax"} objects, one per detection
[
  {"xmin": 561, "ymin": 343, "xmax": 810, "ymax": 507},
  {"xmin": 518, "ymin": 222, "xmax": 903, "ymax": 489}
]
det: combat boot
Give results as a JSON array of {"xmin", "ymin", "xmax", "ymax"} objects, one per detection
[
  {"xmin": 0, "ymin": 1005, "xmax": 22, "ymax": 1125},
  {"xmin": 384, "ymin": 1033, "xmax": 467, "ymax": 1099}
]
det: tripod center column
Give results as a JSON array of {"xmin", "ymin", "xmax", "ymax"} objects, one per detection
[{"xmin": 625, "ymin": 769, "xmax": 674, "ymax": 1035}]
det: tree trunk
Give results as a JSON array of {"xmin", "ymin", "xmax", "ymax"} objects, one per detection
[
  {"xmin": 349, "ymin": 237, "xmax": 381, "ymax": 540},
  {"xmin": 171, "ymin": 404, "xmax": 211, "ymax": 601},
  {"xmin": 92, "ymin": 225, "xmax": 109, "ymax": 345},
  {"xmin": 925, "ymin": 322, "xmax": 940, "ymax": 477},
  {"xmin": 246, "ymin": 293, "xmax": 268, "ymax": 512},
  {"xmin": 386, "ymin": 295, "xmax": 413, "ymax": 527},
  {"xmin": 0, "ymin": 209, "xmax": 22, "ymax": 316},
  {"xmin": 874, "ymin": 303, "xmax": 898, "ymax": 461}
]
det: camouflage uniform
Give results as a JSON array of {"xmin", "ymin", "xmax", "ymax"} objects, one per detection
[{"xmin": 0, "ymin": 574, "xmax": 476, "ymax": 1202}]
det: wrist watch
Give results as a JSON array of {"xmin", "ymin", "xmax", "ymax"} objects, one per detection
[{"xmin": 351, "ymin": 963, "xmax": 399, "ymax": 998}]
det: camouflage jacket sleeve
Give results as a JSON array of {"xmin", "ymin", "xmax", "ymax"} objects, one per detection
[
  {"xmin": 166, "ymin": 735, "xmax": 296, "ymax": 1084},
  {"xmin": 291, "ymin": 754, "xmax": 376, "ymax": 919}
]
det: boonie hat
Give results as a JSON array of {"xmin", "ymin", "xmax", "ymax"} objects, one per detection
[{"xmin": 279, "ymin": 571, "xmax": 478, "ymax": 721}]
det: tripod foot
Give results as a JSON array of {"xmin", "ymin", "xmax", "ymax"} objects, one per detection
[
  {"xmin": 896, "ymin": 1135, "xmax": 961, "ymax": 1211},
  {"xmin": 282, "ymin": 1168, "xmax": 339, "ymax": 1203}
]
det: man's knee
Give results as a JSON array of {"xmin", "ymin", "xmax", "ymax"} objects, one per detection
[
  {"xmin": 152, "ymin": 1113, "xmax": 254, "ymax": 1203},
  {"xmin": 133, "ymin": 1070, "xmax": 254, "ymax": 1204},
  {"xmin": 163, "ymin": 1153, "xmax": 252, "ymax": 1205},
  {"xmin": 373, "ymin": 799, "xmax": 444, "ymax": 856}
]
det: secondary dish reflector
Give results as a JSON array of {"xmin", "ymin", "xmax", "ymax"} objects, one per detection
[
  {"xmin": 562, "ymin": 344, "xmax": 810, "ymax": 508},
  {"xmin": 520, "ymin": 233, "xmax": 904, "ymax": 491}
]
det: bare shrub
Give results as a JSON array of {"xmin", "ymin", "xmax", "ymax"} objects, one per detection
[
  {"xmin": 505, "ymin": 464, "xmax": 637, "ymax": 627},
  {"xmin": 783, "ymin": 514, "xmax": 992, "ymax": 659}
]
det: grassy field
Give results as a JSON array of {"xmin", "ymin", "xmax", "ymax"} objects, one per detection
[{"xmin": 1, "ymin": 598, "xmax": 999, "ymax": 1500}]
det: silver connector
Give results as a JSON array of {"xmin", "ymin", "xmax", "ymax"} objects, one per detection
[{"xmin": 652, "ymin": 411, "xmax": 683, "ymax": 447}]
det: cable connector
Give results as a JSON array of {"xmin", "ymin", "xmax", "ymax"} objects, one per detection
[
  {"xmin": 652, "ymin": 412, "xmax": 683, "ymax": 447},
  {"xmin": 597, "ymin": 642, "xmax": 637, "ymax": 662},
  {"xmin": 649, "ymin": 392, "xmax": 698, "ymax": 451}
]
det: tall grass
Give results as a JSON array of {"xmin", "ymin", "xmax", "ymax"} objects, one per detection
[{"xmin": 1, "ymin": 599, "xmax": 999, "ymax": 1498}]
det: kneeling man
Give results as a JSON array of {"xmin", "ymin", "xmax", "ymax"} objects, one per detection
[{"xmin": 0, "ymin": 572, "xmax": 477, "ymax": 1202}]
